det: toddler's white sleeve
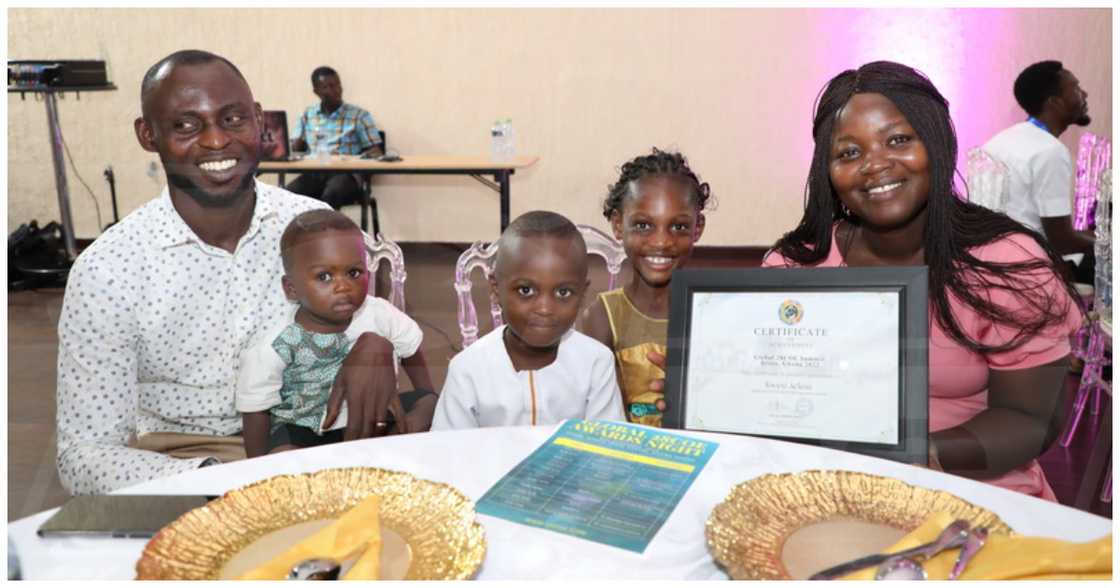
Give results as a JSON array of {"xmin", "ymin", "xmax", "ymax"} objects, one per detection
[
  {"xmin": 350, "ymin": 296, "xmax": 423, "ymax": 358},
  {"xmin": 585, "ymin": 348, "xmax": 626, "ymax": 422},
  {"xmin": 235, "ymin": 336, "xmax": 287, "ymax": 413},
  {"xmin": 431, "ymin": 361, "xmax": 480, "ymax": 430}
]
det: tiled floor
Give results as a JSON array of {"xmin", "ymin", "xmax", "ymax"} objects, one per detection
[{"xmin": 7, "ymin": 243, "xmax": 1113, "ymax": 521}]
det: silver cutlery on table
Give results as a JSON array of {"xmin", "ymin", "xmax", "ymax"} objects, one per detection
[
  {"xmin": 948, "ymin": 527, "xmax": 989, "ymax": 580},
  {"xmin": 288, "ymin": 558, "xmax": 341, "ymax": 580},
  {"xmin": 808, "ymin": 519, "xmax": 971, "ymax": 580},
  {"xmin": 875, "ymin": 554, "xmax": 929, "ymax": 580}
]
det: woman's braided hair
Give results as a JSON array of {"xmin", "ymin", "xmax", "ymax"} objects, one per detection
[
  {"xmin": 602, "ymin": 148, "xmax": 713, "ymax": 220},
  {"xmin": 772, "ymin": 61, "xmax": 1083, "ymax": 354}
]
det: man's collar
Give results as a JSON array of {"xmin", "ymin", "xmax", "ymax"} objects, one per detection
[
  {"xmin": 1027, "ymin": 116, "xmax": 1051, "ymax": 134},
  {"xmin": 314, "ymin": 101, "xmax": 347, "ymax": 117},
  {"xmin": 154, "ymin": 179, "xmax": 277, "ymax": 250}
]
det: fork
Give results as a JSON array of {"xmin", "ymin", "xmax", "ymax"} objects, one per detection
[{"xmin": 948, "ymin": 527, "xmax": 989, "ymax": 580}]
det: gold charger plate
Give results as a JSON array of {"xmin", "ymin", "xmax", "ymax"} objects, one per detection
[
  {"xmin": 135, "ymin": 467, "xmax": 486, "ymax": 580},
  {"xmin": 706, "ymin": 470, "xmax": 1013, "ymax": 580}
]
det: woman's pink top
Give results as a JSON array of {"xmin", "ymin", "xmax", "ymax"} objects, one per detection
[{"xmin": 762, "ymin": 226, "xmax": 1082, "ymax": 501}]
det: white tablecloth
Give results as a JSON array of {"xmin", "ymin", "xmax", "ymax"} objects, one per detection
[{"xmin": 8, "ymin": 425, "xmax": 1112, "ymax": 580}]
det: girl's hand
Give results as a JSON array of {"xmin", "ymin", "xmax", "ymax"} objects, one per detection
[{"xmin": 648, "ymin": 350, "xmax": 669, "ymax": 412}]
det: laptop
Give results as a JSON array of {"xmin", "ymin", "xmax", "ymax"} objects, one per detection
[{"xmin": 261, "ymin": 110, "xmax": 301, "ymax": 161}]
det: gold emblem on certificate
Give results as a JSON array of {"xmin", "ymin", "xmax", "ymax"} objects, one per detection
[{"xmin": 778, "ymin": 299, "xmax": 804, "ymax": 325}]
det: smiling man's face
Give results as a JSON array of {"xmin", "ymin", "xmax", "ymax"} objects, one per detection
[{"xmin": 135, "ymin": 60, "xmax": 262, "ymax": 207}]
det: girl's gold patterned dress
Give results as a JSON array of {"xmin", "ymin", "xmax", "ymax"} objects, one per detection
[{"xmin": 599, "ymin": 288, "xmax": 667, "ymax": 427}]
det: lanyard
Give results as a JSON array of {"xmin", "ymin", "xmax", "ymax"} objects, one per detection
[{"xmin": 1027, "ymin": 117, "xmax": 1050, "ymax": 133}]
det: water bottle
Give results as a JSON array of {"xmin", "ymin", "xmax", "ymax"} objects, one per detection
[
  {"xmin": 490, "ymin": 120, "xmax": 505, "ymax": 162},
  {"xmin": 315, "ymin": 132, "xmax": 330, "ymax": 163},
  {"xmin": 502, "ymin": 118, "xmax": 515, "ymax": 161}
]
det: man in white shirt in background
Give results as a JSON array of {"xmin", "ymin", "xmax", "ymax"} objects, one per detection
[
  {"xmin": 983, "ymin": 60, "xmax": 1095, "ymax": 283},
  {"xmin": 55, "ymin": 50, "xmax": 418, "ymax": 495}
]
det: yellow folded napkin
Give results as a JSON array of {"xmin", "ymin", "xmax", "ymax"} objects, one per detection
[
  {"xmin": 842, "ymin": 511, "xmax": 1111, "ymax": 580},
  {"xmin": 239, "ymin": 494, "xmax": 382, "ymax": 580}
]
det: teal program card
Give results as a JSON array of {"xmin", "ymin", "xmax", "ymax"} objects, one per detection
[{"xmin": 475, "ymin": 419, "xmax": 719, "ymax": 553}]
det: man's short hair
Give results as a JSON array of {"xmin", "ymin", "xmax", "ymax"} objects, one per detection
[
  {"xmin": 494, "ymin": 210, "xmax": 587, "ymax": 277},
  {"xmin": 1013, "ymin": 60, "xmax": 1065, "ymax": 117},
  {"xmin": 140, "ymin": 50, "xmax": 246, "ymax": 117},
  {"xmin": 311, "ymin": 66, "xmax": 339, "ymax": 85},
  {"xmin": 280, "ymin": 209, "xmax": 362, "ymax": 272}
]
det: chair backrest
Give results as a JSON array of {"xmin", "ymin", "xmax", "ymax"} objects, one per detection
[
  {"xmin": 453, "ymin": 224, "xmax": 626, "ymax": 347},
  {"xmin": 378, "ymin": 129, "xmax": 387, "ymax": 151},
  {"xmin": 579, "ymin": 224, "xmax": 627, "ymax": 291},
  {"xmin": 363, "ymin": 232, "xmax": 406, "ymax": 311},
  {"xmin": 454, "ymin": 241, "xmax": 502, "ymax": 348},
  {"xmin": 1093, "ymin": 169, "xmax": 1112, "ymax": 314},
  {"xmin": 965, "ymin": 147, "xmax": 1010, "ymax": 213},
  {"xmin": 1074, "ymin": 133, "xmax": 1111, "ymax": 231}
]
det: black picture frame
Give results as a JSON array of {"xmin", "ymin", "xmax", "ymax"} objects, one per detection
[{"xmin": 662, "ymin": 266, "xmax": 929, "ymax": 465}]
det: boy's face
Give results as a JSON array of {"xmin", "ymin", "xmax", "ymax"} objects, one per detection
[
  {"xmin": 611, "ymin": 176, "xmax": 704, "ymax": 289},
  {"xmin": 282, "ymin": 229, "xmax": 369, "ymax": 332},
  {"xmin": 491, "ymin": 235, "xmax": 589, "ymax": 350}
]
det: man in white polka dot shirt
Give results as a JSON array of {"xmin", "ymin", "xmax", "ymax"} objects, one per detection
[{"xmin": 55, "ymin": 50, "xmax": 417, "ymax": 494}]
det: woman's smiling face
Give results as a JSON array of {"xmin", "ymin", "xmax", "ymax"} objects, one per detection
[{"xmin": 829, "ymin": 92, "xmax": 930, "ymax": 231}]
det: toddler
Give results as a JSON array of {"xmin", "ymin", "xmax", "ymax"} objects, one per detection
[{"xmin": 237, "ymin": 209, "xmax": 431, "ymax": 457}]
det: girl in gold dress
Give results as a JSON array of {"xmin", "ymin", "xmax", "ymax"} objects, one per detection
[{"xmin": 580, "ymin": 148, "xmax": 713, "ymax": 426}]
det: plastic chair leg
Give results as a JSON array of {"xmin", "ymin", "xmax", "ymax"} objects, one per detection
[
  {"xmin": 1101, "ymin": 463, "xmax": 1112, "ymax": 503},
  {"xmin": 1060, "ymin": 384, "xmax": 1091, "ymax": 447}
]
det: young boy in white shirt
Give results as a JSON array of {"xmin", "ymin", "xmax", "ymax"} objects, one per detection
[
  {"xmin": 432, "ymin": 211, "xmax": 626, "ymax": 429},
  {"xmin": 237, "ymin": 210, "xmax": 432, "ymax": 457}
]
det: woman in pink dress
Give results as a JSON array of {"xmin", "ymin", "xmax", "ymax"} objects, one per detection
[{"xmin": 762, "ymin": 61, "xmax": 1084, "ymax": 500}]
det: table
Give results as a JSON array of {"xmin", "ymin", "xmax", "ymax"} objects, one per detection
[
  {"xmin": 8, "ymin": 425, "xmax": 1111, "ymax": 580},
  {"xmin": 257, "ymin": 155, "xmax": 539, "ymax": 236}
]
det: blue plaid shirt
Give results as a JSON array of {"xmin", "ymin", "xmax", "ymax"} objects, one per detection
[{"xmin": 293, "ymin": 102, "xmax": 382, "ymax": 155}]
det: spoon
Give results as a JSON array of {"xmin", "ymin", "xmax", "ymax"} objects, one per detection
[
  {"xmin": 948, "ymin": 527, "xmax": 989, "ymax": 580},
  {"xmin": 287, "ymin": 558, "xmax": 341, "ymax": 580},
  {"xmin": 873, "ymin": 524, "xmax": 972, "ymax": 580},
  {"xmin": 810, "ymin": 519, "xmax": 971, "ymax": 580},
  {"xmin": 875, "ymin": 555, "xmax": 928, "ymax": 580}
]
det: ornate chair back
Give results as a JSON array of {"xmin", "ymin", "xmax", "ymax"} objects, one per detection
[
  {"xmin": 453, "ymin": 225, "xmax": 626, "ymax": 347},
  {"xmin": 1074, "ymin": 133, "xmax": 1111, "ymax": 231},
  {"xmin": 363, "ymin": 232, "xmax": 407, "ymax": 312},
  {"xmin": 965, "ymin": 147, "xmax": 1010, "ymax": 213}
]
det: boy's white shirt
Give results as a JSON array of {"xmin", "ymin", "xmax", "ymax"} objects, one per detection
[
  {"xmin": 236, "ymin": 295, "xmax": 423, "ymax": 433},
  {"xmin": 431, "ymin": 325, "xmax": 626, "ymax": 429}
]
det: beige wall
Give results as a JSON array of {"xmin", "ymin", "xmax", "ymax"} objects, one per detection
[{"xmin": 7, "ymin": 8, "xmax": 1112, "ymax": 245}]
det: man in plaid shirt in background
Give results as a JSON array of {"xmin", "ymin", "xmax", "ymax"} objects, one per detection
[{"xmin": 289, "ymin": 66, "xmax": 384, "ymax": 209}]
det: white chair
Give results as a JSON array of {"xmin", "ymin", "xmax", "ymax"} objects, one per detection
[
  {"xmin": 453, "ymin": 224, "xmax": 626, "ymax": 347},
  {"xmin": 965, "ymin": 147, "xmax": 1009, "ymax": 213}
]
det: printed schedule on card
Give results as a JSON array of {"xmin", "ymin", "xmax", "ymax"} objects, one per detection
[{"xmin": 476, "ymin": 419, "xmax": 718, "ymax": 553}]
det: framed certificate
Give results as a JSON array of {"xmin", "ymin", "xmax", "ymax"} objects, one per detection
[{"xmin": 662, "ymin": 266, "xmax": 929, "ymax": 464}]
